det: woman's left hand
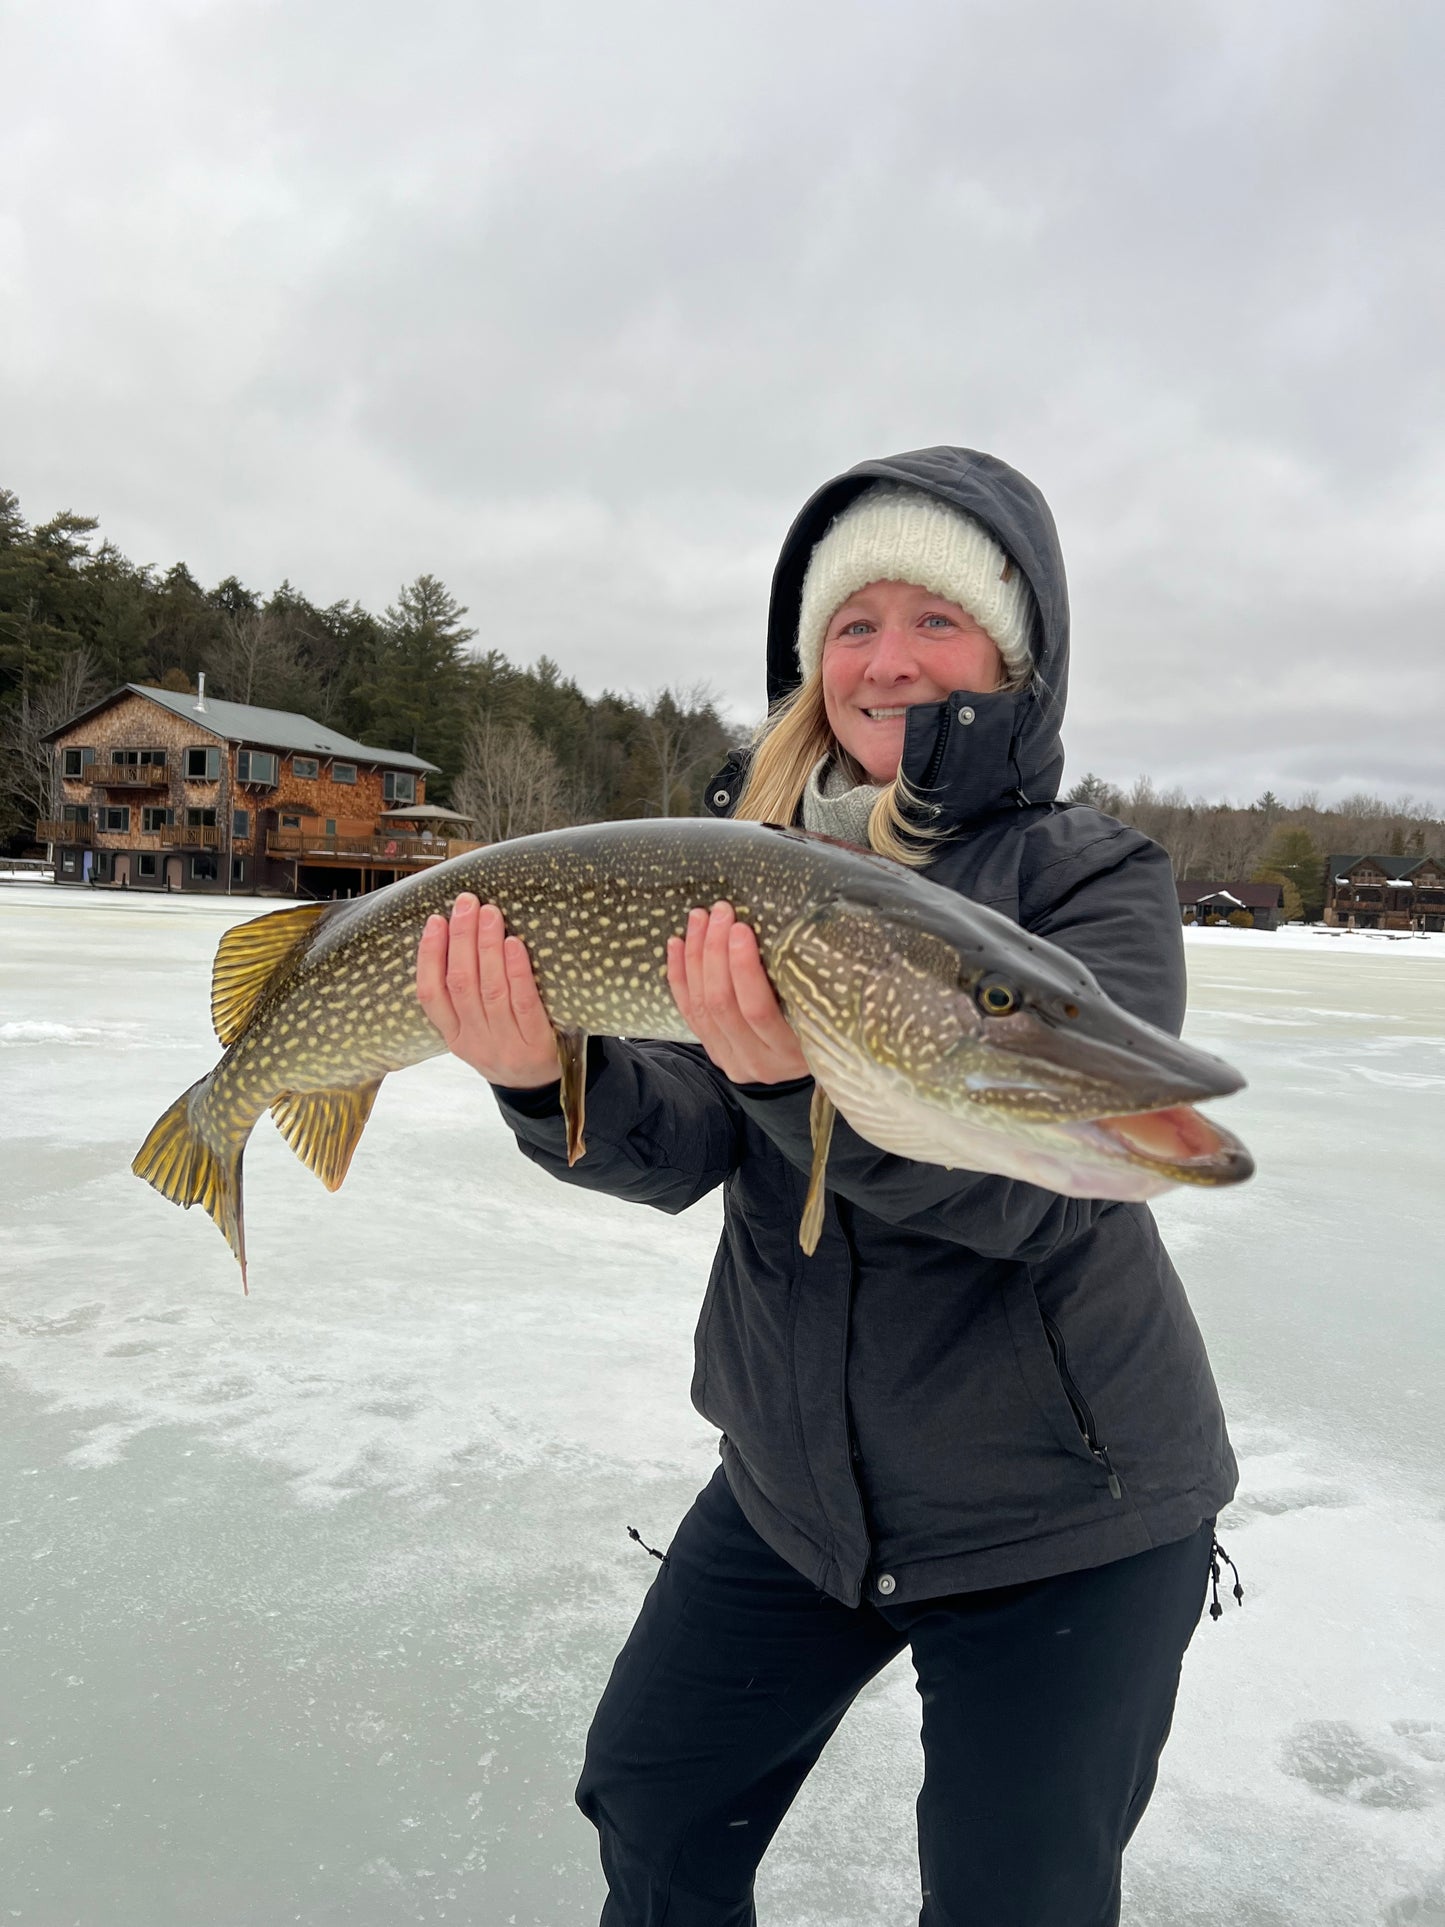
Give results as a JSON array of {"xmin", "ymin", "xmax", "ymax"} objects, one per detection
[{"xmin": 666, "ymin": 902, "xmax": 810, "ymax": 1086}]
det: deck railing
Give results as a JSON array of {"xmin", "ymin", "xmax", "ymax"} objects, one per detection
[
  {"xmin": 86, "ymin": 761, "xmax": 171, "ymax": 787},
  {"xmin": 37, "ymin": 820, "xmax": 224, "ymax": 851},
  {"xmin": 266, "ymin": 830, "xmax": 479, "ymax": 863}
]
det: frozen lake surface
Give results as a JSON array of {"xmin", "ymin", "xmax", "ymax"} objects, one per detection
[{"xmin": 3, "ymin": 883, "xmax": 1443, "ymax": 1926}]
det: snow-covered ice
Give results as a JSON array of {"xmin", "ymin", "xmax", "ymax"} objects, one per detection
[{"xmin": 1, "ymin": 883, "xmax": 1442, "ymax": 1926}]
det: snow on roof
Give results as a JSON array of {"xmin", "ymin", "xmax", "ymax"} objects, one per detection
[{"xmin": 1177, "ymin": 879, "xmax": 1282, "ymax": 908}]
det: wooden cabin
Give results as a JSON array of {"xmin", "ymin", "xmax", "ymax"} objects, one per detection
[
  {"xmin": 1325, "ymin": 854, "xmax": 1445, "ymax": 932},
  {"xmin": 39, "ymin": 681, "xmax": 476, "ymax": 898},
  {"xmin": 1176, "ymin": 879, "xmax": 1285, "ymax": 929}
]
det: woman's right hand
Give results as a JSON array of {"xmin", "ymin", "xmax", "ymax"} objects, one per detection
[{"xmin": 415, "ymin": 893, "xmax": 562, "ymax": 1089}]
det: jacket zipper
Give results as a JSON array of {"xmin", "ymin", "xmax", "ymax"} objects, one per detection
[
  {"xmin": 836, "ymin": 1200, "xmax": 875, "ymax": 1590},
  {"xmin": 918, "ymin": 705, "xmax": 951, "ymax": 796},
  {"xmin": 1041, "ymin": 1313, "xmax": 1122, "ymax": 1500}
]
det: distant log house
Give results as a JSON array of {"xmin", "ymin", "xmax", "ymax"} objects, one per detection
[
  {"xmin": 1325, "ymin": 854, "xmax": 1445, "ymax": 932},
  {"xmin": 39, "ymin": 680, "xmax": 478, "ymax": 899},
  {"xmin": 1176, "ymin": 880, "xmax": 1284, "ymax": 930}
]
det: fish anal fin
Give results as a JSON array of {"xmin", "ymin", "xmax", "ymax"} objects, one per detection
[
  {"xmin": 799, "ymin": 1085, "xmax": 836, "ymax": 1256},
  {"xmin": 270, "ymin": 1080, "xmax": 384, "ymax": 1192},
  {"xmin": 212, "ymin": 902, "xmax": 333, "ymax": 1046},
  {"xmin": 556, "ymin": 1028, "xmax": 588, "ymax": 1166}
]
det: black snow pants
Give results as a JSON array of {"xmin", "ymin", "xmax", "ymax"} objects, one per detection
[{"xmin": 577, "ymin": 1468, "xmax": 1212, "ymax": 1927}]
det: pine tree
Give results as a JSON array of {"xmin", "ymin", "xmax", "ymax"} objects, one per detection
[
  {"xmin": 1257, "ymin": 826, "xmax": 1325, "ymax": 919},
  {"xmin": 1065, "ymin": 772, "xmax": 1124, "ymax": 812},
  {"xmin": 354, "ymin": 574, "xmax": 476, "ymax": 793}
]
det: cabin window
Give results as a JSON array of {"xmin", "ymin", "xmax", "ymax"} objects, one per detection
[
  {"xmin": 110, "ymin": 748, "xmax": 166, "ymax": 768},
  {"xmin": 91, "ymin": 852, "xmax": 114, "ymax": 881},
  {"xmin": 62, "ymin": 803, "xmax": 91, "ymax": 825},
  {"xmin": 292, "ymin": 757, "xmax": 319, "ymax": 780},
  {"xmin": 236, "ymin": 749, "xmax": 279, "ymax": 786},
  {"xmin": 186, "ymin": 807, "xmax": 218, "ymax": 828},
  {"xmin": 61, "ymin": 747, "xmax": 94, "ymax": 778},
  {"xmin": 280, "ymin": 813, "xmax": 302, "ymax": 829},
  {"xmin": 332, "ymin": 762, "xmax": 357, "ymax": 785},
  {"xmin": 232, "ymin": 809, "xmax": 250, "ymax": 837},
  {"xmin": 190, "ymin": 854, "xmax": 218, "ymax": 881},
  {"xmin": 231, "ymin": 857, "xmax": 247, "ymax": 884},
  {"xmin": 99, "ymin": 805, "xmax": 130, "ymax": 832},
  {"xmin": 61, "ymin": 852, "xmax": 78, "ymax": 874},
  {"xmin": 325, "ymin": 819, "xmax": 336, "ymax": 835},
  {"xmin": 383, "ymin": 771, "xmax": 416, "ymax": 805},
  {"xmin": 141, "ymin": 807, "xmax": 173, "ymax": 833},
  {"xmin": 185, "ymin": 746, "xmax": 221, "ymax": 780},
  {"xmin": 136, "ymin": 854, "xmax": 158, "ymax": 880}
]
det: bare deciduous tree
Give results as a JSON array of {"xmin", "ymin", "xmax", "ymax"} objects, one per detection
[
  {"xmin": 203, "ymin": 609, "xmax": 303, "ymax": 706},
  {"xmin": 454, "ymin": 712, "xmax": 578, "ymax": 844},
  {"xmin": 640, "ymin": 683, "xmax": 729, "ymax": 817},
  {"xmin": 0, "ymin": 647, "xmax": 105, "ymax": 837}
]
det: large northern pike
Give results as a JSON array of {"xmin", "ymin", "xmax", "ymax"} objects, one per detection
[{"xmin": 134, "ymin": 818, "xmax": 1253, "ymax": 1286}]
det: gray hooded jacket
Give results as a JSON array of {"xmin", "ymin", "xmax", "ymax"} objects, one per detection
[{"xmin": 496, "ymin": 447, "xmax": 1237, "ymax": 1606}]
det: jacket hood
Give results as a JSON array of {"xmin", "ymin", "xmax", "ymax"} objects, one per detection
[{"xmin": 764, "ymin": 447, "xmax": 1070, "ymax": 826}]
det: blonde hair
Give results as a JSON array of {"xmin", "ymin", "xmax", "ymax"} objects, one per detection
[{"xmin": 731, "ymin": 669, "xmax": 943, "ymax": 868}]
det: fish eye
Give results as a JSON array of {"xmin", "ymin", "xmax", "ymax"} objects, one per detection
[{"xmin": 978, "ymin": 982, "xmax": 1018, "ymax": 1016}]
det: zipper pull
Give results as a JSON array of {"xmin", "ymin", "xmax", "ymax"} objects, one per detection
[{"xmin": 1094, "ymin": 1445, "xmax": 1122, "ymax": 1500}]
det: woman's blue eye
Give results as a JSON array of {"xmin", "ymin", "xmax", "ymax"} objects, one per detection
[{"xmin": 922, "ymin": 614, "xmax": 954, "ymax": 630}]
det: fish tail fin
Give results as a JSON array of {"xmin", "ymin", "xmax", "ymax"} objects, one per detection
[
  {"xmin": 132, "ymin": 1077, "xmax": 251, "ymax": 1291},
  {"xmin": 269, "ymin": 1079, "xmax": 385, "ymax": 1191}
]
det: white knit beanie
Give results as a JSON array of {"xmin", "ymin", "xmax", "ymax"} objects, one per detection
[{"xmin": 795, "ymin": 484, "xmax": 1033, "ymax": 686}]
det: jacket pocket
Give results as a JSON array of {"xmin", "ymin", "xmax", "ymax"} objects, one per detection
[
  {"xmin": 1039, "ymin": 1310, "xmax": 1122, "ymax": 1498},
  {"xmin": 1003, "ymin": 1277, "xmax": 1123, "ymax": 1497}
]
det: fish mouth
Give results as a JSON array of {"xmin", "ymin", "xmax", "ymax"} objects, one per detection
[
  {"xmin": 1060, "ymin": 1104, "xmax": 1254, "ymax": 1188},
  {"xmin": 929, "ymin": 1006, "xmax": 1254, "ymax": 1193}
]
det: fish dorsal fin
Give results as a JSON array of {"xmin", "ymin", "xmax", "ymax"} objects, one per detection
[
  {"xmin": 270, "ymin": 1080, "xmax": 384, "ymax": 1192},
  {"xmin": 212, "ymin": 902, "xmax": 332, "ymax": 1045}
]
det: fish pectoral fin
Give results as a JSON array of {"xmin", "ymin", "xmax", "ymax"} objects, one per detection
[
  {"xmin": 212, "ymin": 902, "xmax": 335, "ymax": 1045},
  {"xmin": 270, "ymin": 1080, "xmax": 384, "ymax": 1192},
  {"xmin": 556, "ymin": 1028, "xmax": 589, "ymax": 1166},
  {"xmin": 799, "ymin": 1085, "xmax": 837, "ymax": 1256}
]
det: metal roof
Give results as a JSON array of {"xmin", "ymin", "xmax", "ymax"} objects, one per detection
[{"xmin": 45, "ymin": 684, "xmax": 439, "ymax": 773}]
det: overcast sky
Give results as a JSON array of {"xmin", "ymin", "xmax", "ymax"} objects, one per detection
[{"xmin": 3, "ymin": 0, "xmax": 1441, "ymax": 803}]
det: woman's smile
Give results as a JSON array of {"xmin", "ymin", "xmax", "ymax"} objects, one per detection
[{"xmin": 821, "ymin": 579, "xmax": 1005, "ymax": 781}]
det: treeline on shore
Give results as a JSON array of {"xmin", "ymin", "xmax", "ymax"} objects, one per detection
[
  {"xmin": 1060, "ymin": 774, "xmax": 1442, "ymax": 921},
  {"xmin": 0, "ymin": 487, "xmax": 731, "ymax": 848},
  {"xmin": 2, "ymin": 484, "xmax": 1438, "ymax": 913}
]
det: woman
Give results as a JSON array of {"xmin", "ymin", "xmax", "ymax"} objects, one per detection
[{"xmin": 415, "ymin": 447, "xmax": 1238, "ymax": 1927}]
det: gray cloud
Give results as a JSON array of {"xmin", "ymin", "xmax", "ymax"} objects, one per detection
[{"xmin": 2, "ymin": 0, "xmax": 1440, "ymax": 801}]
